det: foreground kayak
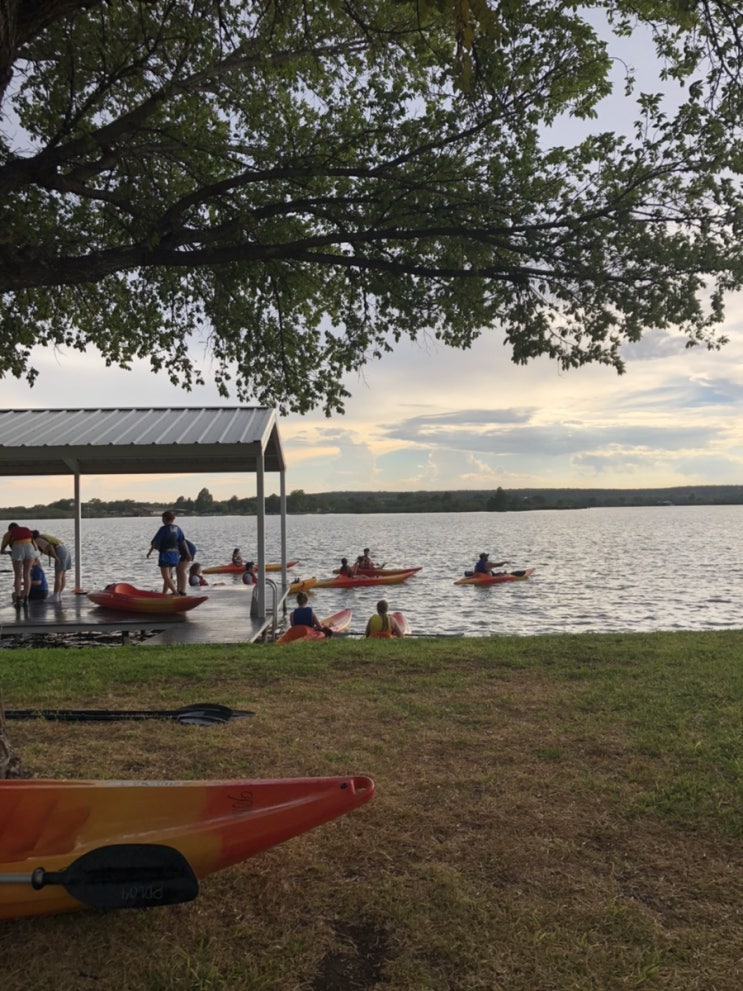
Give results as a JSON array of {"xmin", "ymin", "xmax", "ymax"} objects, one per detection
[
  {"xmin": 276, "ymin": 608, "xmax": 353, "ymax": 644},
  {"xmin": 453, "ymin": 567, "xmax": 536, "ymax": 586},
  {"xmin": 313, "ymin": 570, "xmax": 418, "ymax": 589},
  {"xmin": 0, "ymin": 774, "xmax": 374, "ymax": 920},
  {"xmin": 88, "ymin": 583, "xmax": 208, "ymax": 613},
  {"xmin": 202, "ymin": 560, "xmax": 299, "ymax": 575}
]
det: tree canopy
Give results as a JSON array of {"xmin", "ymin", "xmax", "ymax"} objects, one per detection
[{"xmin": 1, "ymin": 0, "xmax": 743, "ymax": 414}]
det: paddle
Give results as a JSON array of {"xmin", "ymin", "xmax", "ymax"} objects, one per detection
[
  {"xmin": 2, "ymin": 702, "xmax": 255, "ymax": 726},
  {"xmin": 0, "ymin": 843, "xmax": 199, "ymax": 910}
]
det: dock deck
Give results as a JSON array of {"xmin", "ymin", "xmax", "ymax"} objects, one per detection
[{"xmin": 0, "ymin": 583, "xmax": 294, "ymax": 647}]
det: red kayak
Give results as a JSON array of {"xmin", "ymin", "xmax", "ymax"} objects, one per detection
[
  {"xmin": 88, "ymin": 583, "xmax": 208, "ymax": 613},
  {"xmin": 453, "ymin": 567, "xmax": 536, "ymax": 586},
  {"xmin": 276, "ymin": 608, "xmax": 352, "ymax": 644},
  {"xmin": 332, "ymin": 566, "xmax": 422, "ymax": 577},
  {"xmin": 313, "ymin": 570, "xmax": 418, "ymax": 589}
]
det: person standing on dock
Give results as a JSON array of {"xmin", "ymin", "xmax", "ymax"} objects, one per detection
[
  {"xmin": 32, "ymin": 531, "xmax": 72, "ymax": 602},
  {"xmin": 147, "ymin": 511, "xmax": 191, "ymax": 595},
  {"xmin": 1, "ymin": 522, "xmax": 37, "ymax": 607}
]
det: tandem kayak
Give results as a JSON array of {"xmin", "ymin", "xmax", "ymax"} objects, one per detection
[
  {"xmin": 313, "ymin": 570, "xmax": 419, "ymax": 589},
  {"xmin": 453, "ymin": 567, "xmax": 536, "ymax": 586},
  {"xmin": 332, "ymin": 566, "xmax": 422, "ymax": 577},
  {"xmin": 276, "ymin": 608, "xmax": 353, "ymax": 644},
  {"xmin": 202, "ymin": 560, "xmax": 300, "ymax": 575},
  {"xmin": 0, "ymin": 774, "xmax": 374, "ymax": 920},
  {"xmin": 88, "ymin": 583, "xmax": 208, "ymax": 613}
]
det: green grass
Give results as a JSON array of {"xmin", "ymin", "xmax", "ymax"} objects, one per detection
[{"xmin": 1, "ymin": 630, "xmax": 742, "ymax": 990}]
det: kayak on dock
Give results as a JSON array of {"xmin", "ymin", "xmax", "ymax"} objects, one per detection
[
  {"xmin": 453, "ymin": 568, "xmax": 536, "ymax": 586},
  {"xmin": 0, "ymin": 774, "xmax": 374, "ymax": 920},
  {"xmin": 88, "ymin": 583, "xmax": 208, "ymax": 613},
  {"xmin": 276, "ymin": 608, "xmax": 353, "ymax": 643}
]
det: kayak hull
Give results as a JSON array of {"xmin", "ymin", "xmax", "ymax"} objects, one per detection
[
  {"xmin": 88, "ymin": 583, "xmax": 208, "ymax": 613},
  {"xmin": 453, "ymin": 567, "xmax": 536, "ymax": 586},
  {"xmin": 202, "ymin": 560, "xmax": 299, "ymax": 575},
  {"xmin": 0, "ymin": 774, "xmax": 374, "ymax": 920},
  {"xmin": 314, "ymin": 570, "xmax": 418, "ymax": 589},
  {"xmin": 277, "ymin": 608, "xmax": 352, "ymax": 643}
]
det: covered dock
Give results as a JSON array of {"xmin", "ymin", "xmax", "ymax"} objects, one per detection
[{"xmin": 0, "ymin": 407, "xmax": 292, "ymax": 642}]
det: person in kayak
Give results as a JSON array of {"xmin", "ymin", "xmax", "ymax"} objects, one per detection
[
  {"xmin": 147, "ymin": 511, "xmax": 191, "ymax": 595},
  {"xmin": 232, "ymin": 548, "xmax": 244, "ymax": 566},
  {"xmin": 474, "ymin": 552, "xmax": 508, "ymax": 576},
  {"xmin": 242, "ymin": 561, "xmax": 258, "ymax": 585},
  {"xmin": 358, "ymin": 548, "xmax": 376, "ymax": 569},
  {"xmin": 290, "ymin": 591, "xmax": 325, "ymax": 632},
  {"xmin": 338, "ymin": 556, "xmax": 358, "ymax": 577},
  {"xmin": 189, "ymin": 562, "xmax": 208, "ymax": 587},
  {"xmin": 365, "ymin": 599, "xmax": 403, "ymax": 638}
]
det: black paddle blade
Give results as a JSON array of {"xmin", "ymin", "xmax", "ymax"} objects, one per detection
[{"xmin": 35, "ymin": 844, "xmax": 199, "ymax": 910}]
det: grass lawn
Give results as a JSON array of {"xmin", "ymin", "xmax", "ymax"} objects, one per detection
[{"xmin": 0, "ymin": 630, "xmax": 741, "ymax": 990}]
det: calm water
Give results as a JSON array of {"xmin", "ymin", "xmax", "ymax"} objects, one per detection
[{"xmin": 20, "ymin": 505, "xmax": 742, "ymax": 637}]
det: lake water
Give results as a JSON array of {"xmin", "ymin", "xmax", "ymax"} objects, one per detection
[{"xmin": 20, "ymin": 505, "xmax": 742, "ymax": 637}]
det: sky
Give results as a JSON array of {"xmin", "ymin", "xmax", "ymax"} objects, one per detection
[
  {"xmin": 2, "ymin": 17, "xmax": 743, "ymax": 507},
  {"xmin": 2, "ymin": 311, "xmax": 742, "ymax": 506}
]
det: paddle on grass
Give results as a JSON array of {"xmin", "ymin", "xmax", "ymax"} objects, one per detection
[
  {"xmin": 2, "ymin": 703, "xmax": 255, "ymax": 726},
  {"xmin": 0, "ymin": 843, "xmax": 199, "ymax": 910}
]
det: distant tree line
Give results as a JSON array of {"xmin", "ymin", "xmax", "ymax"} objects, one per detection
[{"xmin": 3, "ymin": 485, "xmax": 743, "ymax": 520}]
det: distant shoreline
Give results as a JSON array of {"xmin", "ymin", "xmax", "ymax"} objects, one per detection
[{"xmin": 3, "ymin": 484, "xmax": 743, "ymax": 518}]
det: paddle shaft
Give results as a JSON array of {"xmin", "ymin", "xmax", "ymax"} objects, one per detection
[{"xmin": 2, "ymin": 703, "xmax": 254, "ymax": 724}]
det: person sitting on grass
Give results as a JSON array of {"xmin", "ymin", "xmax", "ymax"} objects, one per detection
[
  {"xmin": 365, "ymin": 599, "xmax": 403, "ymax": 638},
  {"xmin": 289, "ymin": 591, "xmax": 325, "ymax": 632}
]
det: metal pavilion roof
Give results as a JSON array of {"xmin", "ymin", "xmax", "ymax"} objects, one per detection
[{"xmin": 0, "ymin": 407, "xmax": 285, "ymax": 476}]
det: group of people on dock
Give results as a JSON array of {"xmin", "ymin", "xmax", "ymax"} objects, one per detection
[{"xmin": 1, "ymin": 523, "xmax": 72, "ymax": 607}]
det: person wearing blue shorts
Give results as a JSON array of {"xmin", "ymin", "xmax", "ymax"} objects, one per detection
[
  {"xmin": 147, "ymin": 511, "xmax": 191, "ymax": 595},
  {"xmin": 33, "ymin": 531, "xmax": 72, "ymax": 601}
]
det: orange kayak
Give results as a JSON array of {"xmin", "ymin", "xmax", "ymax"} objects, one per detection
[
  {"xmin": 288, "ymin": 577, "xmax": 318, "ymax": 594},
  {"xmin": 202, "ymin": 560, "xmax": 299, "ymax": 575},
  {"xmin": 0, "ymin": 774, "xmax": 374, "ymax": 920},
  {"xmin": 88, "ymin": 583, "xmax": 208, "ymax": 613},
  {"xmin": 313, "ymin": 570, "xmax": 418, "ymax": 589},
  {"xmin": 276, "ymin": 608, "xmax": 352, "ymax": 643},
  {"xmin": 332, "ymin": 566, "xmax": 422, "ymax": 577},
  {"xmin": 453, "ymin": 567, "xmax": 536, "ymax": 586}
]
